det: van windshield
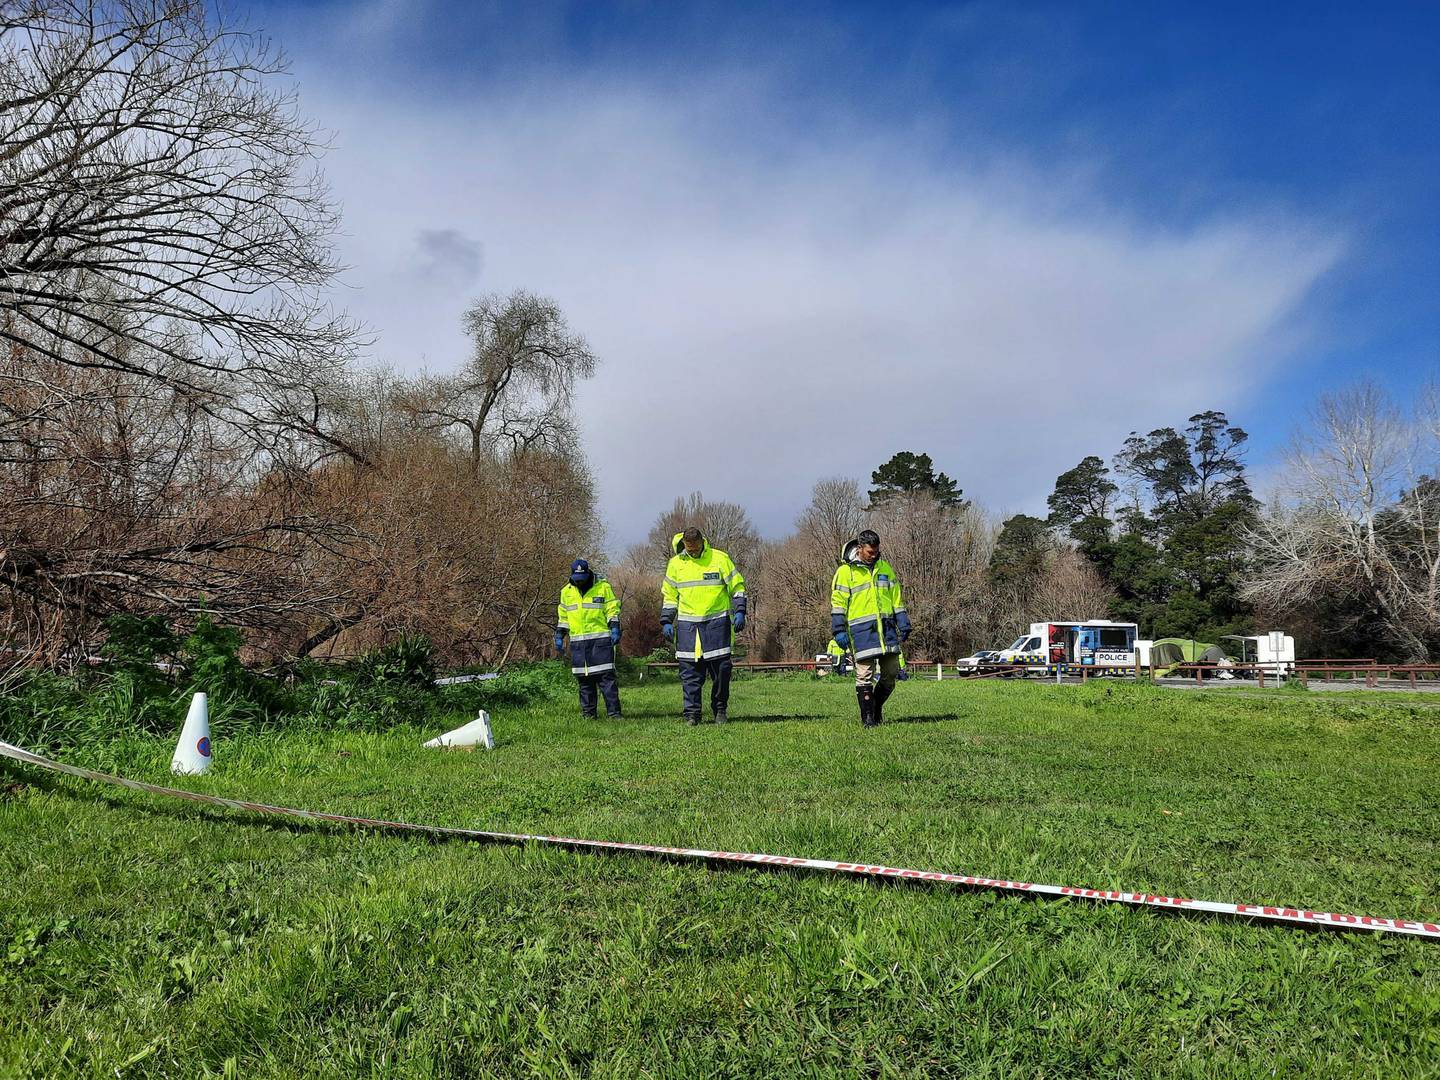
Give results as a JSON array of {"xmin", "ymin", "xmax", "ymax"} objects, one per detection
[{"xmin": 1007, "ymin": 637, "xmax": 1028, "ymax": 651}]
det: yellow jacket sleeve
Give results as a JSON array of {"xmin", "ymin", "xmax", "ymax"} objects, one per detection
[
  {"xmin": 660, "ymin": 560, "xmax": 679, "ymax": 622},
  {"xmin": 723, "ymin": 553, "xmax": 746, "ymax": 613}
]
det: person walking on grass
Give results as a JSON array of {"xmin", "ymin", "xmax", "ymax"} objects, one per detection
[
  {"xmin": 660, "ymin": 527, "xmax": 747, "ymax": 725},
  {"xmin": 555, "ymin": 559, "xmax": 623, "ymax": 719},
  {"xmin": 831, "ymin": 529, "xmax": 911, "ymax": 728}
]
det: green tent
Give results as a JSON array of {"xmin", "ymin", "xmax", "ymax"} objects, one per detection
[{"xmin": 1149, "ymin": 638, "xmax": 1226, "ymax": 676}]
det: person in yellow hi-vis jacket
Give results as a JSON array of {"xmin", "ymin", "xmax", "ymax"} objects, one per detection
[
  {"xmin": 831, "ymin": 529, "xmax": 911, "ymax": 727},
  {"xmin": 660, "ymin": 527, "xmax": 746, "ymax": 725},
  {"xmin": 555, "ymin": 559, "xmax": 623, "ymax": 719}
]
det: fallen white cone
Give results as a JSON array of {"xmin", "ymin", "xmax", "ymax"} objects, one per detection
[
  {"xmin": 424, "ymin": 710, "xmax": 494, "ymax": 751},
  {"xmin": 171, "ymin": 692, "xmax": 212, "ymax": 775}
]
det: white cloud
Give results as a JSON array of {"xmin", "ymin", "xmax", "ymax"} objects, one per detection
[{"xmin": 297, "ymin": 63, "xmax": 1341, "ymax": 548}]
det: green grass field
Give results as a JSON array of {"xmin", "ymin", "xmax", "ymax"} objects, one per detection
[{"xmin": 2, "ymin": 676, "xmax": 1438, "ymax": 1077}]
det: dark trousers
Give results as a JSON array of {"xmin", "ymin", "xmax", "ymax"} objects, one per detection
[
  {"xmin": 577, "ymin": 671, "xmax": 621, "ymax": 717},
  {"xmin": 679, "ymin": 657, "xmax": 731, "ymax": 718}
]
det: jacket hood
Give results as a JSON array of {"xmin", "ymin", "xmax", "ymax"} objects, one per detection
[
  {"xmin": 672, "ymin": 532, "xmax": 711, "ymax": 557},
  {"xmin": 842, "ymin": 539, "xmax": 887, "ymax": 567}
]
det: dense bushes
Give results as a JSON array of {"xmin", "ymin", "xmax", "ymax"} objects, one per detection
[{"xmin": 0, "ymin": 619, "xmax": 584, "ymax": 755}]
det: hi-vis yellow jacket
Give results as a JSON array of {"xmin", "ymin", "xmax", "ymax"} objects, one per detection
[
  {"xmin": 660, "ymin": 534, "xmax": 746, "ymax": 661},
  {"xmin": 831, "ymin": 539, "xmax": 909, "ymax": 661},
  {"xmin": 556, "ymin": 579, "xmax": 621, "ymax": 675}
]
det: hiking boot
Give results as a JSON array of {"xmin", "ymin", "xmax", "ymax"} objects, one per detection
[
  {"xmin": 713, "ymin": 709, "xmax": 728, "ymax": 724},
  {"xmin": 685, "ymin": 714, "xmax": 701, "ymax": 726}
]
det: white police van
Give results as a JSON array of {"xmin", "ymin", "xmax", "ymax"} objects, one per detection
[{"xmin": 995, "ymin": 620, "xmax": 1141, "ymax": 670}]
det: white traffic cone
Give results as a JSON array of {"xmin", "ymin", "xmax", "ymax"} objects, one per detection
[
  {"xmin": 171, "ymin": 692, "xmax": 213, "ymax": 775},
  {"xmin": 423, "ymin": 710, "xmax": 494, "ymax": 751}
]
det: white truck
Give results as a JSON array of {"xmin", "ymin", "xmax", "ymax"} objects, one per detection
[
  {"xmin": 1222, "ymin": 632, "xmax": 1297, "ymax": 679},
  {"xmin": 996, "ymin": 620, "xmax": 1142, "ymax": 670}
]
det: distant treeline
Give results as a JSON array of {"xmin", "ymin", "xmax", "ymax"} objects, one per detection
[{"xmin": 3, "ymin": 4, "xmax": 1435, "ymax": 673}]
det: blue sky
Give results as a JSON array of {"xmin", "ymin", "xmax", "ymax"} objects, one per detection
[{"xmin": 251, "ymin": 0, "xmax": 1438, "ymax": 543}]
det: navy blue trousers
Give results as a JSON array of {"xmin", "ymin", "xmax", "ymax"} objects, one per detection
[
  {"xmin": 678, "ymin": 657, "xmax": 731, "ymax": 719},
  {"xmin": 577, "ymin": 671, "xmax": 621, "ymax": 717}
]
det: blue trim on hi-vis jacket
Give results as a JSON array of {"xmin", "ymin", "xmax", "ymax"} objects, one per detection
[
  {"xmin": 674, "ymin": 613, "xmax": 732, "ymax": 659},
  {"xmin": 842, "ymin": 614, "xmax": 901, "ymax": 659},
  {"xmin": 847, "ymin": 618, "xmax": 882, "ymax": 657},
  {"xmin": 880, "ymin": 616, "xmax": 900, "ymax": 652},
  {"xmin": 570, "ymin": 635, "xmax": 616, "ymax": 675}
]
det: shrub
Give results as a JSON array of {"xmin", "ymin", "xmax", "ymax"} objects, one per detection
[
  {"xmin": 179, "ymin": 615, "xmax": 285, "ymax": 733},
  {"xmin": 349, "ymin": 635, "xmax": 436, "ymax": 690}
]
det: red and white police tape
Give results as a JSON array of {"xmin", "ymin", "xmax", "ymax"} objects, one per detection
[{"xmin": 2, "ymin": 738, "xmax": 1437, "ymax": 941}]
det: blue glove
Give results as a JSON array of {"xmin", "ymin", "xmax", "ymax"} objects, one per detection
[
  {"xmin": 732, "ymin": 611, "xmax": 745, "ymax": 633},
  {"xmin": 661, "ymin": 623, "xmax": 674, "ymax": 641},
  {"xmin": 610, "ymin": 625, "xmax": 621, "ymax": 645},
  {"xmin": 896, "ymin": 611, "xmax": 912, "ymax": 643},
  {"xmin": 554, "ymin": 631, "xmax": 565, "ymax": 654},
  {"xmin": 834, "ymin": 630, "xmax": 849, "ymax": 650}
]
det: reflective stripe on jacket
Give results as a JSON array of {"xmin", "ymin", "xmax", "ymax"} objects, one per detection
[
  {"xmin": 831, "ymin": 555, "xmax": 906, "ymax": 661},
  {"xmin": 660, "ymin": 534, "xmax": 746, "ymax": 662},
  {"xmin": 557, "ymin": 579, "xmax": 621, "ymax": 676}
]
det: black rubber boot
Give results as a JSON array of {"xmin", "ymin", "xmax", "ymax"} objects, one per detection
[
  {"xmin": 874, "ymin": 682, "xmax": 893, "ymax": 726},
  {"xmin": 857, "ymin": 685, "xmax": 877, "ymax": 728}
]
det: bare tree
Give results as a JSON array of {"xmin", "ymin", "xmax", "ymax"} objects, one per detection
[
  {"xmin": 0, "ymin": 6, "xmax": 617, "ymax": 669},
  {"xmin": 293, "ymin": 378, "xmax": 601, "ymax": 665},
  {"xmin": 1, "ymin": 0, "xmax": 357, "ymax": 406},
  {"xmin": 402, "ymin": 290, "xmax": 597, "ymax": 462},
  {"xmin": 1242, "ymin": 380, "xmax": 1440, "ymax": 659},
  {"xmin": 643, "ymin": 491, "xmax": 760, "ymax": 573},
  {"xmin": 795, "ymin": 477, "xmax": 865, "ymax": 561},
  {"xmin": 1024, "ymin": 548, "xmax": 1117, "ymax": 629},
  {"xmin": 0, "ymin": 349, "xmax": 358, "ymax": 659},
  {"xmin": 0, "ymin": 1, "xmax": 372, "ymax": 656}
]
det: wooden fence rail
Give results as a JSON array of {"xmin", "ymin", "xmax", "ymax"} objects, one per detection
[{"xmin": 1295, "ymin": 664, "xmax": 1440, "ymax": 688}]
